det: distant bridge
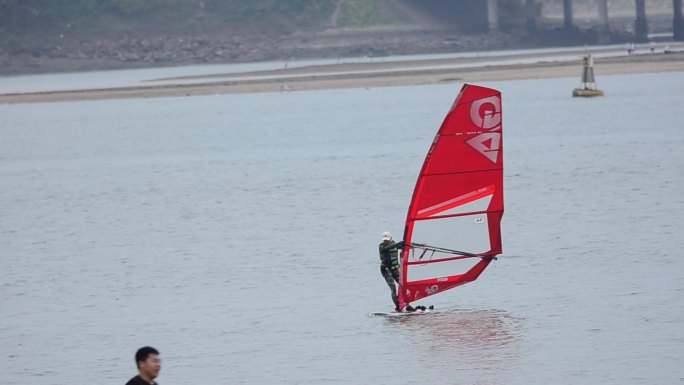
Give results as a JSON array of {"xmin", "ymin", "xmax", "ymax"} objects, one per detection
[
  {"xmin": 403, "ymin": 0, "xmax": 683, "ymax": 42},
  {"xmin": 510, "ymin": 0, "xmax": 683, "ymax": 42}
]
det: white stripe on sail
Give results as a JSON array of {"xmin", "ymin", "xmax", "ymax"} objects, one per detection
[{"xmin": 417, "ymin": 186, "xmax": 492, "ymax": 216}]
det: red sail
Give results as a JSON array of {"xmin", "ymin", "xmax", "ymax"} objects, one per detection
[{"xmin": 399, "ymin": 84, "xmax": 504, "ymax": 309}]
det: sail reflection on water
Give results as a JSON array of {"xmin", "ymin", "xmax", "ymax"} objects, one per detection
[{"xmin": 385, "ymin": 308, "xmax": 523, "ymax": 369}]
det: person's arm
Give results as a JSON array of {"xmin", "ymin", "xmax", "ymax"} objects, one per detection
[{"xmin": 380, "ymin": 240, "xmax": 405, "ymax": 251}]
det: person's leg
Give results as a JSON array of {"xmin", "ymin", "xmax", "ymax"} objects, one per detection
[
  {"xmin": 391, "ymin": 267, "xmax": 400, "ymax": 284},
  {"xmin": 381, "ymin": 266, "xmax": 400, "ymax": 310},
  {"xmin": 385, "ymin": 269, "xmax": 408, "ymax": 311}
]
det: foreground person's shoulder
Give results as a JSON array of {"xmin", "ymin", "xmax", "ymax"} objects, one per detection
[{"xmin": 125, "ymin": 376, "xmax": 156, "ymax": 385}]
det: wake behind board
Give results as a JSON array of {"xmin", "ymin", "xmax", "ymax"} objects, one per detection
[{"xmin": 368, "ymin": 309, "xmax": 434, "ymax": 317}]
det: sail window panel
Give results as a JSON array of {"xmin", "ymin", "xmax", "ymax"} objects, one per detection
[
  {"xmin": 406, "ymin": 248, "xmax": 473, "ymax": 264},
  {"xmin": 410, "ymin": 214, "xmax": 491, "ymax": 258}
]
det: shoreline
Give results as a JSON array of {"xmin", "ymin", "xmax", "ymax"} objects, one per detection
[{"xmin": 1, "ymin": 50, "xmax": 682, "ymax": 104}]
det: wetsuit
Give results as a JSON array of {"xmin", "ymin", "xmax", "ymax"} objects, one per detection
[
  {"xmin": 379, "ymin": 240, "xmax": 404, "ymax": 310},
  {"xmin": 126, "ymin": 375, "xmax": 157, "ymax": 385}
]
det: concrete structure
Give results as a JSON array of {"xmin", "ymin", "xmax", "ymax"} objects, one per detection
[
  {"xmin": 635, "ymin": 0, "xmax": 648, "ymax": 41},
  {"xmin": 487, "ymin": 0, "xmax": 498, "ymax": 32},
  {"xmin": 526, "ymin": 0, "xmax": 536, "ymax": 32},
  {"xmin": 401, "ymin": 0, "xmax": 682, "ymax": 42},
  {"xmin": 563, "ymin": 0, "xmax": 574, "ymax": 30},
  {"xmin": 597, "ymin": 0, "xmax": 610, "ymax": 44},
  {"xmin": 675, "ymin": 0, "xmax": 684, "ymax": 41}
]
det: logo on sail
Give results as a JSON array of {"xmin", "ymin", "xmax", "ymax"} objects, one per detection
[
  {"xmin": 425, "ymin": 285, "xmax": 439, "ymax": 295},
  {"xmin": 466, "ymin": 95, "xmax": 502, "ymax": 163}
]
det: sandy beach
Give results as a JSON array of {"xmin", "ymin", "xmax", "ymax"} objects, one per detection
[{"xmin": 1, "ymin": 47, "xmax": 683, "ymax": 104}]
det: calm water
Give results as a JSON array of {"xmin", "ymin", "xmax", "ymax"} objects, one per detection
[{"xmin": 1, "ymin": 72, "xmax": 683, "ymax": 385}]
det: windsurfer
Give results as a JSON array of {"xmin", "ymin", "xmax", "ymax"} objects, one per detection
[{"xmin": 379, "ymin": 231, "xmax": 415, "ymax": 312}]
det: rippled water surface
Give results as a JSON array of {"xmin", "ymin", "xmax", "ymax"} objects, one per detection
[{"xmin": 1, "ymin": 71, "xmax": 683, "ymax": 385}]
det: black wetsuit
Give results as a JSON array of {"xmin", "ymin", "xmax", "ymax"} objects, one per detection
[
  {"xmin": 125, "ymin": 375, "xmax": 157, "ymax": 385},
  {"xmin": 379, "ymin": 240, "xmax": 404, "ymax": 310}
]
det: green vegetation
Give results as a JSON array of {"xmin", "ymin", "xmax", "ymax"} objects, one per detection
[
  {"xmin": 0, "ymin": 0, "xmax": 397, "ymax": 36},
  {"xmin": 337, "ymin": 0, "xmax": 395, "ymax": 28},
  {"xmin": 0, "ymin": 0, "xmax": 196, "ymax": 33},
  {"xmin": 202, "ymin": 0, "xmax": 336, "ymax": 30}
]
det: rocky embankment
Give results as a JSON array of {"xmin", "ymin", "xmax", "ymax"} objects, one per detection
[
  {"xmin": 0, "ymin": 26, "xmax": 532, "ymax": 75},
  {"xmin": 0, "ymin": 30, "xmax": 282, "ymax": 74}
]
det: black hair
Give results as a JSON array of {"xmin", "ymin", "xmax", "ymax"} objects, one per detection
[{"xmin": 135, "ymin": 346, "xmax": 159, "ymax": 369}]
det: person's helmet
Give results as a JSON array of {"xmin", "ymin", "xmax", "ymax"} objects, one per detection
[{"xmin": 381, "ymin": 231, "xmax": 392, "ymax": 241}]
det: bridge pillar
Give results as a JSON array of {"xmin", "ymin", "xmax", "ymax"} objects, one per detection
[
  {"xmin": 635, "ymin": 0, "xmax": 648, "ymax": 41},
  {"xmin": 526, "ymin": 0, "xmax": 536, "ymax": 31},
  {"xmin": 487, "ymin": 0, "xmax": 499, "ymax": 32},
  {"xmin": 597, "ymin": 0, "xmax": 610, "ymax": 43},
  {"xmin": 563, "ymin": 0, "xmax": 574, "ymax": 29},
  {"xmin": 675, "ymin": 0, "xmax": 684, "ymax": 41}
]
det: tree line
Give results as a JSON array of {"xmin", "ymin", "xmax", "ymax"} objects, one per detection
[{"xmin": 0, "ymin": 0, "xmax": 337, "ymax": 33}]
